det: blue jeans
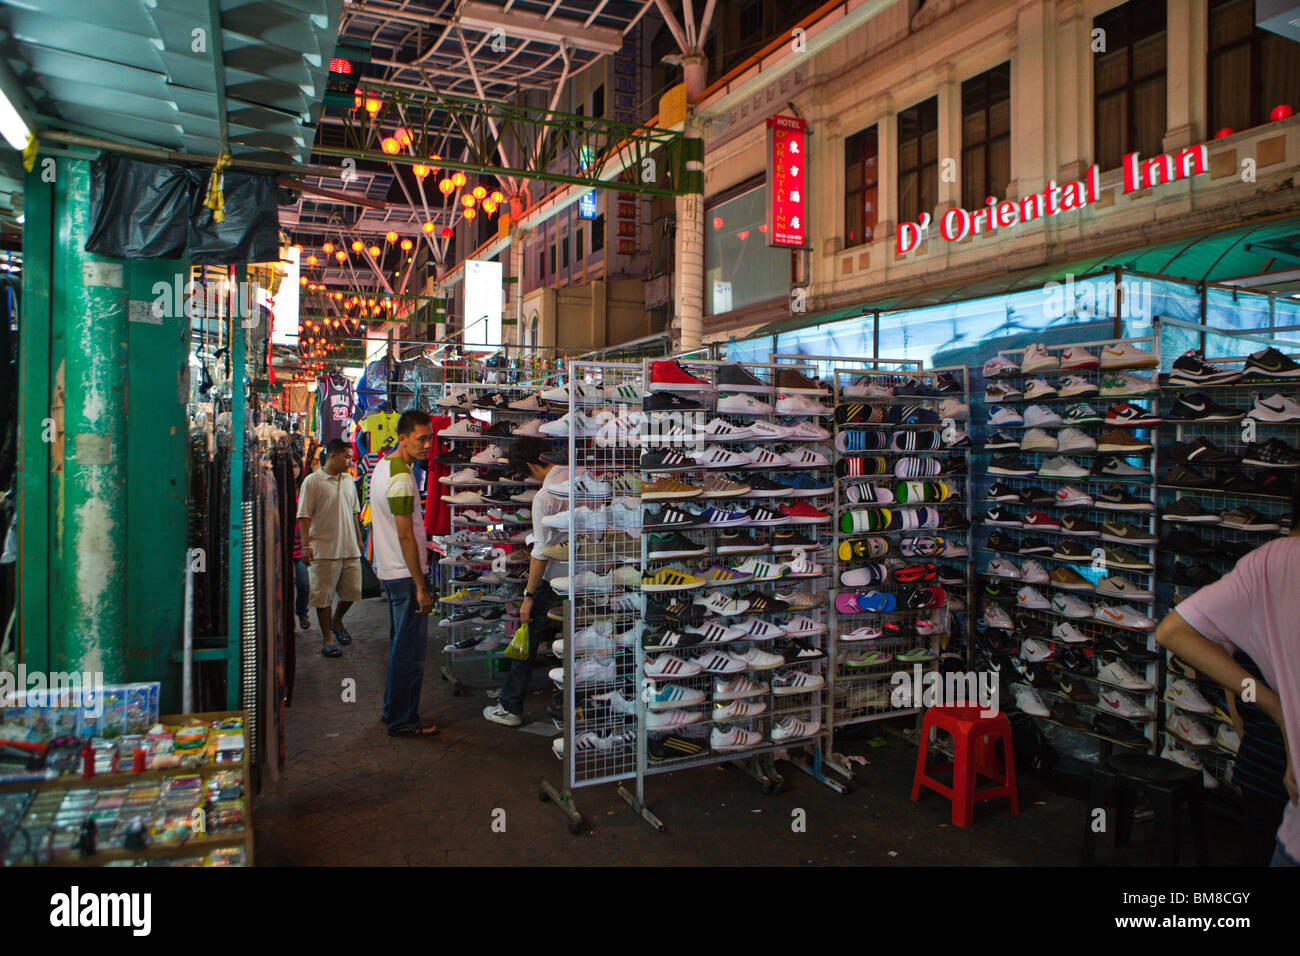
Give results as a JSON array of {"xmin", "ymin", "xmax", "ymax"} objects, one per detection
[
  {"xmin": 499, "ymin": 581, "xmax": 558, "ymax": 716},
  {"xmin": 1271, "ymin": 841, "xmax": 1299, "ymax": 867},
  {"xmin": 294, "ymin": 560, "xmax": 310, "ymax": 618},
  {"xmin": 381, "ymin": 575, "xmax": 431, "ymax": 732}
]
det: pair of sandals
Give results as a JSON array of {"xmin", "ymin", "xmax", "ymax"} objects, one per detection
[{"xmin": 321, "ymin": 624, "xmax": 353, "ymax": 658}]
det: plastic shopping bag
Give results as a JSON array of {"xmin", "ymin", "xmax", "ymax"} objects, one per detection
[{"xmin": 504, "ymin": 621, "xmax": 530, "ymax": 661}]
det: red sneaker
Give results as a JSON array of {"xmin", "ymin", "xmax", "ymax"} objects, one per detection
[
  {"xmin": 649, "ymin": 359, "xmax": 711, "ymax": 392},
  {"xmin": 1023, "ymin": 510, "xmax": 1061, "ymax": 530},
  {"xmin": 780, "ymin": 502, "xmax": 831, "ymax": 524},
  {"xmin": 1104, "ymin": 402, "xmax": 1161, "ymax": 426}
]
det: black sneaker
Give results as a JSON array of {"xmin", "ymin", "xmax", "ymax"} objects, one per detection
[
  {"xmin": 1258, "ymin": 471, "xmax": 1297, "ymax": 498},
  {"xmin": 988, "ymin": 482, "xmax": 1019, "ymax": 502},
  {"xmin": 1099, "ymin": 638, "xmax": 1159, "ymax": 665},
  {"xmin": 715, "ymin": 363, "xmax": 771, "ymax": 393},
  {"xmin": 941, "ymin": 507, "xmax": 970, "ymax": 531},
  {"xmin": 482, "ymin": 421, "xmax": 516, "ymax": 439},
  {"xmin": 648, "ymin": 733, "xmax": 707, "ymax": 763},
  {"xmin": 894, "ymin": 377, "xmax": 940, "ymax": 397},
  {"xmin": 717, "ymin": 529, "xmax": 768, "ymax": 554},
  {"xmin": 745, "ymin": 474, "xmax": 794, "ymax": 498},
  {"xmin": 1170, "ymin": 562, "xmax": 1217, "ymax": 587},
  {"xmin": 1017, "ymin": 486, "xmax": 1055, "ymax": 506},
  {"xmin": 1092, "ymin": 714, "xmax": 1150, "ymax": 747},
  {"xmin": 937, "ymin": 566, "xmax": 966, "ymax": 587},
  {"xmin": 1094, "ymin": 486, "xmax": 1152, "ymax": 511},
  {"xmin": 472, "ymin": 391, "xmax": 512, "ymax": 410},
  {"xmin": 476, "ymin": 605, "xmax": 506, "ymax": 623},
  {"xmin": 985, "ymin": 432, "xmax": 1021, "ymax": 451},
  {"xmin": 1165, "ymin": 391, "xmax": 1245, "ymax": 422},
  {"xmin": 1093, "ymin": 455, "xmax": 1148, "ymax": 479},
  {"xmin": 1169, "ymin": 349, "xmax": 1242, "ymax": 386},
  {"xmin": 778, "ymin": 638, "xmax": 826, "ymax": 662},
  {"xmin": 664, "ymin": 599, "xmax": 708, "ymax": 628},
  {"xmin": 1057, "ymin": 675, "xmax": 1098, "ymax": 704},
  {"xmin": 647, "ymin": 532, "xmax": 709, "ymax": 559},
  {"xmin": 1052, "ymin": 539, "xmax": 1092, "ymax": 561},
  {"xmin": 988, "ymin": 456, "xmax": 1037, "ymax": 476},
  {"xmin": 452, "ymin": 568, "xmax": 482, "ymax": 584},
  {"xmin": 1057, "ymin": 645, "xmax": 1097, "ymax": 676},
  {"xmin": 1053, "ymin": 701, "xmax": 1090, "ymax": 729},
  {"xmin": 771, "ymin": 529, "xmax": 817, "ymax": 552},
  {"xmin": 1162, "ymin": 463, "xmax": 1212, "ymax": 488},
  {"xmin": 435, "ymin": 447, "xmax": 474, "ymax": 466},
  {"xmin": 644, "ymin": 391, "xmax": 704, "ymax": 412},
  {"xmin": 835, "ymin": 402, "xmax": 886, "ymax": 425},
  {"xmin": 987, "ymin": 530, "xmax": 1018, "ymax": 553},
  {"xmin": 1243, "ymin": 438, "xmax": 1300, "ymax": 469},
  {"xmin": 1243, "ymin": 346, "xmax": 1300, "ymax": 379},
  {"xmin": 1220, "ymin": 471, "xmax": 1259, "ymax": 495},
  {"xmin": 736, "ymin": 591, "xmax": 789, "ymax": 614},
  {"xmin": 1019, "ymin": 536, "xmax": 1053, "ymax": 555},
  {"xmin": 640, "ymin": 449, "xmax": 699, "ymax": 471},
  {"xmin": 1059, "ymin": 514, "xmax": 1102, "ymax": 536},
  {"xmin": 643, "ymin": 504, "xmax": 703, "ymax": 530},
  {"xmin": 1170, "ymin": 438, "xmax": 1240, "ymax": 467},
  {"xmin": 644, "ymin": 627, "xmax": 704, "ymax": 652},
  {"xmin": 1163, "ymin": 497, "xmax": 1217, "ymax": 523},
  {"xmin": 1163, "ymin": 530, "xmax": 1212, "ymax": 556},
  {"xmin": 935, "ymin": 372, "xmax": 962, "ymax": 394}
]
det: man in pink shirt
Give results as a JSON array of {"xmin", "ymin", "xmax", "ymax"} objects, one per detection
[{"xmin": 1156, "ymin": 496, "xmax": 1300, "ymax": 866}]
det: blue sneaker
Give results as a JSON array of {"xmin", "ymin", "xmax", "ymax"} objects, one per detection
[{"xmin": 776, "ymin": 473, "xmax": 833, "ymax": 496}]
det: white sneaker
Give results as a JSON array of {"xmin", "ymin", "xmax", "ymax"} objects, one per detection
[
  {"xmin": 713, "ymin": 699, "xmax": 767, "ymax": 721},
  {"xmin": 771, "ymin": 669, "xmax": 825, "ymax": 695},
  {"xmin": 513, "ymin": 419, "xmax": 545, "ymax": 437},
  {"xmin": 483, "ymin": 704, "xmax": 522, "ymax": 727},
  {"xmin": 984, "ymin": 603, "xmax": 1014, "ymax": 630},
  {"xmin": 1051, "ymin": 593, "xmax": 1093, "ymax": 618},
  {"xmin": 694, "ymin": 417, "xmax": 754, "ymax": 441},
  {"xmin": 988, "ymin": 406, "xmax": 1024, "ymax": 427},
  {"xmin": 939, "ymin": 398, "xmax": 970, "ymax": 420},
  {"xmin": 1020, "ymin": 636, "xmax": 1054, "ymax": 661},
  {"xmin": 541, "ymin": 505, "xmax": 607, "ymax": 531},
  {"xmin": 1100, "ymin": 342, "xmax": 1158, "ymax": 369},
  {"xmin": 1055, "ymin": 485, "xmax": 1094, "ymax": 508},
  {"xmin": 540, "ymin": 381, "xmax": 602, "ymax": 403},
  {"xmin": 987, "ymin": 557, "xmax": 1022, "ymax": 578},
  {"xmin": 646, "ymin": 708, "xmax": 705, "ymax": 730},
  {"xmin": 713, "ymin": 675, "xmax": 769, "ymax": 700},
  {"xmin": 1057, "ymin": 427, "xmax": 1097, "ymax": 453},
  {"xmin": 1100, "ymin": 372, "xmax": 1157, "ymax": 397},
  {"xmin": 1023, "ymin": 404, "xmax": 1063, "ymax": 428},
  {"xmin": 1164, "ymin": 677, "xmax": 1212, "ymax": 714},
  {"xmin": 1021, "ymin": 343, "xmax": 1059, "ymax": 373},
  {"xmin": 1167, "ymin": 713, "xmax": 1213, "ymax": 747},
  {"xmin": 442, "ymin": 490, "xmax": 486, "ymax": 505},
  {"xmin": 1215, "ymin": 723, "xmax": 1241, "ymax": 753},
  {"xmin": 1023, "ymin": 377, "xmax": 1057, "ymax": 400},
  {"xmin": 604, "ymin": 381, "xmax": 645, "ymax": 403},
  {"xmin": 782, "ymin": 448, "xmax": 830, "ymax": 467},
  {"xmin": 1016, "ymin": 586, "xmax": 1051, "ymax": 610},
  {"xmin": 698, "ymin": 592, "xmax": 749, "ymax": 616},
  {"xmin": 1039, "ymin": 456, "xmax": 1089, "ymax": 479},
  {"xmin": 772, "ymin": 716, "xmax": 821, "ymax": 741},
  {"xmin": 1021, "ymin": 560, "xmax": 1050, "ymax": 583},
  {"xmin": 697, "ymin": 650, "xmax": 748, "ymax": 674},
  {"xmin": 711, "ymin": 726, "xmax": 762, "ymax": 751},
  {"xmin": 569, "ymin": 658, "xmax": 617, "ymax": 685},
  {"xmin": 785, "ymin": 420, "xmax": 832, "ymax": 440},
  {"xmin": 1057, "ymin": 374, "xmax": 1097, "ymax": 398},
  {"xmin": 685, "ymin": 621, "xmax": 746, "ymax": 644},
  {"xmin": 732, "ymin": 616, "xmax": 787, "ymax": 641},
  {"xmin": 1050, "ymin": 621, "xmax": 1089, "ymax": 644},
  {"xmin": 1093, "ymin": 603, "xmax": 1155, "ymax": 631},
  {"xmin": 1249, "ymin": 393, "xmax": 1300, "ymax": 423},
  {"xmin": 1097, "ymin": 688, "xmax": 1153, "ymax": 719},
  {"xmin": 537, "ymin": 413, "xmax": 571, "ymax": 437},
  {"xmin": 1060, "ymin": 346, "xmax": 1100, "ymax": 370},
  {"xmin": 747, "ymin": 420, "xmax": 793, "ymax": 440},
  {"xmin": 1097, "ymin": 658, "xmax": 1152, "ymax": 691},
  {"xmin": 1095, "ymin": 576, "xmax": 1154, "ymax": 600},
  {"xmin": 508, "ymin": 393, "xmax": 546, "ymax": 411},
  {"xmin": 1161, "ymin": 744, "xmax": 1218, "ymax": 789},
  {"xmin": 1013, "ymin": 685, "xmax": 1050, "ymax": 717},
  {"xmin": 696, "ymin": 444, "xmax": 754, "ymax": 468},
  {"xmin": 590, "ymin": 690, "xmax": 637, "ymax": 714},
  {"xmin": 552, "ymin": 472, "xmax": 611, "ymax": 497},
  {"xmin": 717, "ymin": 393, "xmax": 774, "ymax": 416},
  {"xmin": 438, "ymin": 389, "xmax": 474, "ymax": 410},
  {"xmin": 775, "ymin": 394, "xmax": 828, "ymax": 416},
  {"xmin": 644, "ymin": 654, "xmax": 703, "ymax": 679},
  {"xmin": 440, "ymin": 418, "xmax": 484, "ymax": 438},
  {"xmin": 780, "ymin": 615, "xmax": 827, "ymax": 637},
  {"xmin": 1021, "ymin": 428, "xmax": 1058, "ymax": 452},
  {"xmin": 554, "ymin": 622, "xmax": 615, "ymax": 656},
  {"xmin": 440, "ymin": 468, "xmax": 486, "ymax": 486},
  {"xmin": 735, "ymin": 646, "xmax": 785, "ymax": 670}
]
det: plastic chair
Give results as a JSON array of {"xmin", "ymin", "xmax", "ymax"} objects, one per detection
[{"xmin": 910, "ymin": 705, "xmax": 1019, "ymax": 827}]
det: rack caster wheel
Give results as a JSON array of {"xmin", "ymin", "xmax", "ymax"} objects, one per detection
[{"xmin": 568, "ymin": 820, "xmax": 583, "ymax": 835}]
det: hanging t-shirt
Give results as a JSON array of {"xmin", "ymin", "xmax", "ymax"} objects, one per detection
[
  {"xmin": 359, "ymin": 410, "xmax": 400, "ymax": 454},
  {"xmin": 368, "ymin": 453, "xmax": 428, "ymax": 581},
  {"xmin": 317, "ymin": 375, "xmax": 355, "ymax": 443}
]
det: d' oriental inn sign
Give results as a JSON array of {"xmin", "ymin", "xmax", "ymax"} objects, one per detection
[{"xmin": 896, "ymin": 146, "xmax": 1211, "ymax": 254}]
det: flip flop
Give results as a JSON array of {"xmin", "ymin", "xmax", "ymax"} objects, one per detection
[
  {"xmin": 321, "ymin": 642, "xmax": 342, "ymax": 658},
  {"xmin": 332, "ymin": 626, "xmax": 353, "ymax": 646},
  {"xmin": 387, "ymin": 723, "xmax": 439, "ymax": 738}
]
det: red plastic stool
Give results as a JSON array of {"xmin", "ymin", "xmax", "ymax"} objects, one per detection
[{"xmin": 910, "ymin": 705, "xmax": 1019, "ymax": 827}]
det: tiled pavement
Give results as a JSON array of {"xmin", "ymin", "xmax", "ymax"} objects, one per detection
[{"xmin": 254, "ymin": 596, "xmax": 1246, "ymax": 866}]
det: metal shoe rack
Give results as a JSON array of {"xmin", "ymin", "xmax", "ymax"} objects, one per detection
[
  {"xmin": 1152, "ymin": 319, "xmax": 1300, "ymax": 789},
  {"xmin": 430, "ymin": 376, "xmax": 558, "ymax": 694},
  {"xmin": 827, "ymin": 364, "xmax": 974, "ymax": 747},
  {"xmin": 974, "ymin": 335, "xmax": 1163, "ymax": 757}
]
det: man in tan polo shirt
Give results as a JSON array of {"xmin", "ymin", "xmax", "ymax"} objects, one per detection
[{"xmin": 297, "ymin": 438, "xmax": 364, "ymax": 657}]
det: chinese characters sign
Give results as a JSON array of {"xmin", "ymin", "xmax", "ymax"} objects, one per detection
[{"xmin": 766, "ymin": 115, "xmax": 807, "ymax": 249}]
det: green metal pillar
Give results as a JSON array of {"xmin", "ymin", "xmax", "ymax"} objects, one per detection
[
  {"xmin": 56, "ymin": 158, "xmax": 129, "ymax": 679},
  {"xmin": 226, "ymin": 268, "xmax": 246, "ymax": 709}
]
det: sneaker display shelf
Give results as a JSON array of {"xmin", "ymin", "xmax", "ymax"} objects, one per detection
[
  {"xmin": 1152, "ymin": 320, "xmax": 1300, "ymax": 791},
  {"xmin": 828, "ymin": 364, "xmax": 974, "ymax": 741},
  {"xmin": 540, "ymin": 361, "xmax": 650, "ymax": 833},
  {"xmin": 974, "ymin": 336, "xmax": 1163, "ymax": 756},
  {"xmin": 430, "ymin": 377, "xmax": 559, "ymax": 694},
  {"xmin": 630, "ymin": 357, "xmax": 842, "ymax": 815}
]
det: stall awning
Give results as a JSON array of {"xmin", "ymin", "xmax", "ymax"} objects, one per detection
[{"xmin": 751, "ymin": 213, "xmax": 1300, "ymax": 339}]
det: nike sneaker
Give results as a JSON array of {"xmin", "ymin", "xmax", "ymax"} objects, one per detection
[{"xmin": 1169, "ymin": 349, "xmax": 1241, "ymax": 386}]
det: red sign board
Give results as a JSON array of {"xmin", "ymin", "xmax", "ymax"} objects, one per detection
[{"xmin": 766, "ymin": 115, "xmax": 807, "ymax": 248}]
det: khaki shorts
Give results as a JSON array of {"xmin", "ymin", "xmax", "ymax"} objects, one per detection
[{"xmin": 307, "ymin": 557, "xmax": 362, "ymax": 607}]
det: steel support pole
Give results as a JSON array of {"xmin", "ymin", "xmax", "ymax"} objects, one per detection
[
  {"xmin": 226, "ymin": 268, "xmax": 246, "ymax": 709},
  {"xmin": 57, "ymin": 159, "xmax": 128, "ymax": 679}
]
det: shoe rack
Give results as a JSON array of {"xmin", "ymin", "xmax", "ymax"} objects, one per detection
[
  {"xmin": 974, "ymin": 335, "xmax": 1163, "ymax": 758},
  {"xmin": 827, "ymin": 363, "xmax": 974, "ymax": 745},
  {"xmin": 1152, "ymin": 319, "xmax": 1300, "ymax": 790},
  {"xmin": 429, "ymin": 377, "xmax": 557, "ymax": 694}
]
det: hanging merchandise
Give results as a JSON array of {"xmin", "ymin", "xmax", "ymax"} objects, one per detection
[
  {"xmin": 399, "ymin": 352, "xmax": 440, "ymax": 412},
  {"xmin": 85, "ymin": 154, "xmax": 197, "ymax": 259},
  {"xmin": 316, "ymin": 371, "xmax": 355, "ymax": 443},
  {"xmin": 356, "ymin": 353, "xmax": 396, "ymax": 413},
  {"xmin": 188, "ymin": 170, "xmax": 282, "ymax": 265}
]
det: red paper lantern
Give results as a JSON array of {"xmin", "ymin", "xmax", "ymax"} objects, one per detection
[
  {"xmin": 1271, "ymin": 104, "xmax": 1294, "ymax": 122},
  {"xmin": 712, "ymin": 217, "xmax": 723, "ymax": 229},
  {"xmin": 441, "ymin": 226, "xmax": 454, "ymax": 239},
  {"xmin": 1214, "ymin": 128, "xmax": 1234, "ymax": 139}
]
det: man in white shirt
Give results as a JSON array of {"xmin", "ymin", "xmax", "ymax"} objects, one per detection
[
  {"xmin": 485, "ymin": 436, "xmax": 567, "ymax": 726},
  {"xmin": 369, "ymin": 410, "xmax": 438, "ymax": 738},
  {"xmin": 296, "ymin": 439, "xmax": 363, "ymax": 657}
]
